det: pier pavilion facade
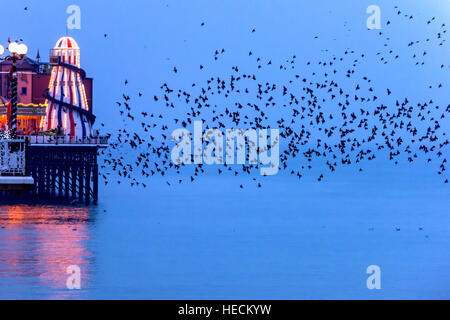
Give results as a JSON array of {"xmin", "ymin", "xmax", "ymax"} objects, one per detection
[
  {"xmin": 0, "ymin": 49, "xmax": 93, "ymax": 134},
  {"xmin": 0, "ymin": 36, "xmax": 107, "ymax": 204}
]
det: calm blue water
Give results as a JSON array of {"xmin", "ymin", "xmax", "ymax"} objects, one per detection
[{"xmin": 0, "ymin": 164, "xmax": 448, "ymax": 299}]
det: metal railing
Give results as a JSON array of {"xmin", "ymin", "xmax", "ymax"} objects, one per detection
[
  {"xmin": 0, "ymin": 139, "xmax": 27, "ymax": 176},
  {"xmin": 26, "ymin": 135, "xmax": 109, "ymax": 145}
]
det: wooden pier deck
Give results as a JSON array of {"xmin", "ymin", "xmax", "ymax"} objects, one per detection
[{"xmin": 0, "ymin": 176, "xmax": 34, "ymax": 191}]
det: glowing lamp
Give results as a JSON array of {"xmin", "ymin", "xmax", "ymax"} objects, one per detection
[
  {"xmin": 16, "ymin": 43, "xmax": 28, "ymax": 55},
  {"xmin": 0, "ymin": 45, "xmax": 4, "ymax": 55},
  {"xmin": 8, "ymin": 42, "xmax": 19, "ymax": 54}
]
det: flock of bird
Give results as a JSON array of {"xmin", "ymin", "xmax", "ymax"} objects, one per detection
[{"xmin": 99, "ymin": 5, "xmax": 449, "ymax": 189}]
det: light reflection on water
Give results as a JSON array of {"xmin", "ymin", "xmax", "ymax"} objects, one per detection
[{"xmin": 0, "ymin": 204, "xmax": 96, "ymax": 299}]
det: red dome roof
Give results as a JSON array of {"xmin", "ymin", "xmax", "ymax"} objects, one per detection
[{"xmin": 54, "ymin": 37, "xmax": 80, "ymax": 50}]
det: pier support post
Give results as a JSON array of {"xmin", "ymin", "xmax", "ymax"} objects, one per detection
[{"xmin": 25, "ymin": 145, "xmax": 102, "ymax": 204}]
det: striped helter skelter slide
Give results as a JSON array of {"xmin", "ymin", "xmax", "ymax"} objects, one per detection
[{"xmin": 41, "ymin": 36, "xmax": 94, "ymax": 138}]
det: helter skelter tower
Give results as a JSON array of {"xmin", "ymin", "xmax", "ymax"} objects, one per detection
[{"xmin": 42, "ymin": 36, "xmax": 95, "ymax": 138}]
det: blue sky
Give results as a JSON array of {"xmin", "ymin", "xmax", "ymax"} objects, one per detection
[
  {"xmin": 0, "ymin": 0, "xmax": 448, "ymax": 128},
  {"xmin": 0, "ymin": 0, "xmax": 449, "ymax": 182}
]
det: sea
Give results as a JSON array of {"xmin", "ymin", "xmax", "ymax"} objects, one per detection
[{"xmin": 0, "ymin": 163, "xmax": 448, "ymax": 299}]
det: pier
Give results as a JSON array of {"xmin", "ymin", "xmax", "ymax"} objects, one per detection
[
  {"xmin": 0, "ymin": 136, "xmax": 107, "ymax": 204},
  {"xmin": 0, "ymin": 36, "xmax": 105, "ymax": 205}
]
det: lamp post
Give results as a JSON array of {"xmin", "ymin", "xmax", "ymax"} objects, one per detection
[{"xmin": 0, "ymin": 41, "xmax": 28, "ymax": 138}]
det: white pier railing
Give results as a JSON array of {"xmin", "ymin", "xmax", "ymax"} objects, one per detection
[
  {"xmin": 0, "ymin": 139, "xmax": 27, "ymax": 176},
  {"xmin": 26, "ymin": 135, "xmax": 109, "ymax": 146}
]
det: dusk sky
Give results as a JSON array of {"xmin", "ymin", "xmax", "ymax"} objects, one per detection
[
  {"xmin": 1, "ymin": 0, "xmax": 448, "ymax": 133},
  {"xmin": 0, "ymin": 0, "xmax": 448, "ymax": 300}
]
